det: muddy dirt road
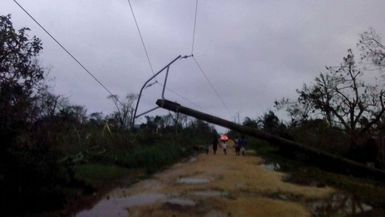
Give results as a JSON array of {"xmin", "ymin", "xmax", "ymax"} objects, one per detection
[{"xmin": 75, "ymin": 149, "xmax": 335, "ymax": 217}]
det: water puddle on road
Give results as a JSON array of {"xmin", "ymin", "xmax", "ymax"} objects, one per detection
[
  {"xmin": 75, "ymin": 192, "xmax": 201, "ymax": 217},
  {"xmin": 75, "ymin": 193, "xmax": 166, "ymax": 217},
  {"xmin": 258, "ymin": 161, "xmax": 385, "ymax": 216},
  {"xmin": 261, "ymin": 162, "xmax": 281, "ymax": 172},
  {"xmin": 166, "ymin": 197, "xmax": 196, "ymax": 207},
  {"xmin": 177, "ymin": 177, "xmax": 209, "ymax": 185},
  {"xmin": 191, "ymin": 190, "xmax": 227, "ymax": 197},
  {"xmin": 307, "ymin": 192, "xmax": 384, "ymax": 217}
]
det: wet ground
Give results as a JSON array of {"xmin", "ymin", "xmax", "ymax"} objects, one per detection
[{"xmin": 74, "ymin": 149, "xmax": 380, "ymax": 217}]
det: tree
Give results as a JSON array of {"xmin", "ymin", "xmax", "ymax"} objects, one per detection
[
  {"xmin": 34, "ymin": 85, "xmax": 64, "ymax": 119},
  {"xmin": 0, "ymin": 14, "xmax": 44, "ymax": 148},
  {"xmin": 89, "ymin": 112, "xmax": 104, "ymax": 126},
  {"xmin": 278, "ymin": 49, "xmax": 385, "ymax": 150},
  {"xmin": 242, "ymin": 117, "xmax": 261, "ymax": 129},
  {"xmin": 358, "ymin": 28, "xmax": 385, "ymax": 69},
  {"xmin": 108, "ymin": 93, "xmax": 137, "ymax": 129},
  {"xmin": 58, "ymin": 104, "xmax": 87, "ymax": 124},
  {"xmin": 188, "ymin": 119, "xmax": 213, "ymax": 135},
  {"xmin": 274, "ymin": 96, "xmax": 311, "ymax": 126},
  {"xmin": 0, "ymin": 15, "xmax": 71, "ymax": 214},
  {"xmin": 0, "ymin": 15, "xmax": 44, "ymax": 90},
  {"xmin": 260, "ymin": 111, "xmax": 280, "ymax": 132}
]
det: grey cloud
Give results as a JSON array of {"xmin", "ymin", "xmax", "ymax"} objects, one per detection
[{"xmin": 2, "ymin": 0, "xmax": 385, "ymax": 125}]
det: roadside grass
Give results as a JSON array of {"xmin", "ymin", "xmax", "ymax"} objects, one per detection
[
  {"xmin": 56, "ymin": 141, "xmax": 194, "ymax": 216},
  {"xmin": 74, "ymin": 163, "xmax": 134, "ymax": 188},
  {"xmin": 94, "ymin": 142, "xmax": 191, "ymax": 173},
  {"xmin": 70, "ymin": 140, "xmax": 194, "ymax": 189},
  {"xmin": 250, "ymin": 138, "xmax": 385, "ymax": 208},
  {"xmin": 288, "ymin": 167, "xmax": 385, "ymax": 207}
]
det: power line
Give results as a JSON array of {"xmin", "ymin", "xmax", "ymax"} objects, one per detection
[
  {"xmin": 189, "ymin": 0, "xmax": 232, "ymax": 117},
  {"xmin": 165, "ymin": 86, "xmax": 203, "ymax": 109},
  {"xmin": 127, "ymin": 0, "xmax": 155, "ymax": 74},
  {"xmin": 12, "ymin": 0, "xmax": 122, "ymax": 109},
  {"xmin": 142, "ymin": 76, "xmax": 201, "ymax": 108},
  {"xmin": 192, "ymin": 56, "xmax": 232, "ymax": 116},
  {"xmin": 191, "ymin": 0, "xmax": 199, "ymax": 54},
  {"xmin": 126, "ymin": 0, "xmax": 203, "ymax": 109}
]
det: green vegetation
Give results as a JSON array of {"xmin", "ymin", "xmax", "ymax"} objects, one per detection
[
  {"xmin": 0, "ymin": 15, "xmax": 215, "ymax": 216},
  {"xmin": 74, "ymin": 163, "xmax": 134, "ymax": 188},
  {"xmin": 251, "ymin": 137, "xmax": 385, "ymax": 208},
  {"xmin": 273, "ymin": 44, "xmax": 385, "ymax": 167}
]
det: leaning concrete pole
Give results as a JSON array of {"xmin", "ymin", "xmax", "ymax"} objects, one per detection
[{"xmin": 157, "ymin": 99, "xmax": 385, "ymax": 182}]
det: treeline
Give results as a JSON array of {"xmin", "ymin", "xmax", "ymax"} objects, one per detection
[
  {"xmin": 239, "ymin": 28, "xmax": 385, "ymax": 169},
  {"xmin": 0, "ymin": 15, "xmax": 216, "ymax": 216}
]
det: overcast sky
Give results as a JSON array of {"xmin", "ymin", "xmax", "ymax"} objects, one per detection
[{"xmin": 2, "ymin": 0, "xmax": 385, "ymax": 130}]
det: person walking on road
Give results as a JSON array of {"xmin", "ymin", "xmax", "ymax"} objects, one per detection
[
  {"xmin": 222, "ymin": 140, "xmax": 227, "ymax": 155},
  {"xmin": 239, "ymin": 135, "xmax": 247, "ymax": 156},
  {"xmin": 212, "ymin": 135, "xmax": 218, "ymax": 155},
  {"xmin": 220, "ymin": 134, "xmax": 229, "ymax": 155},
  {"xmin": 235, "ymin": 136, "xmax": 241, "ymax": 155}
]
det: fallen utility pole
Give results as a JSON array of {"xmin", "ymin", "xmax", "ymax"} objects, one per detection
[{"xmin": 157, "ymin": 99, "xmax": 385, "ymax": 182}]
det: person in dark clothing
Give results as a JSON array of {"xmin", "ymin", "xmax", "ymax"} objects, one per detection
[
  {"xmin": 239, "ymin": 135, "xmax": 247, "ymax": 156},
  {"xmin": 235, "ymin": 136, "xmax": 240, "ymax": 155},
  {"xmin": 212, "ymin": 136, "xmax": 218, "ymax": 154}
]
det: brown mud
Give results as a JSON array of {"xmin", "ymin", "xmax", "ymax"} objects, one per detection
[{"xmin": 74, "ymin": 148, "xmax": 342, "ymax": 217}]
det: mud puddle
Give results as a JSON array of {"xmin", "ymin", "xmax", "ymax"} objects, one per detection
[
  {"xmin": 177, "ymin": 177, "xmax": 209, "ymax": 184},
  {"xmin": 75, "ymin": 192, "xmax": 200, "ymax": 217},
  {"xmin": 166, "ymin": 197, "xmax": 196, "ymax": 206},
  {"xmin": 75, "ymin": 193, "xmax": 166, "ymax": 217},
  {"xmin": 191, "ymin": 190, "xmax": 228, "ymax": 197},
  {"xmin": 307, "ymin": 191, "xmax": 385, "ymax": 217},
  {"xmin": 261, "ymin": 162, "xmax": 281, "ymax": 172},
  {"xmin": 74, "ymin": 152, "xmax": 385, "ymax": 217}
]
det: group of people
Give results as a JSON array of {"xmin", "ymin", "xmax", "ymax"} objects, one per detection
[{"xmin": 208, "ymin": 134, "xmax": 247, "ymax": 155}]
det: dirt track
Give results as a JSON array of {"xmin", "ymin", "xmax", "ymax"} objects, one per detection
[{"xmin": 76, "ymin": 149, "xmax": 334, "ymax": 217}]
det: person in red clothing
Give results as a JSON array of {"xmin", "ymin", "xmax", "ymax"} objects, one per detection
[{"xmin": 220, "ymin": 134, "xmax": 228, "ymax": 155}]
